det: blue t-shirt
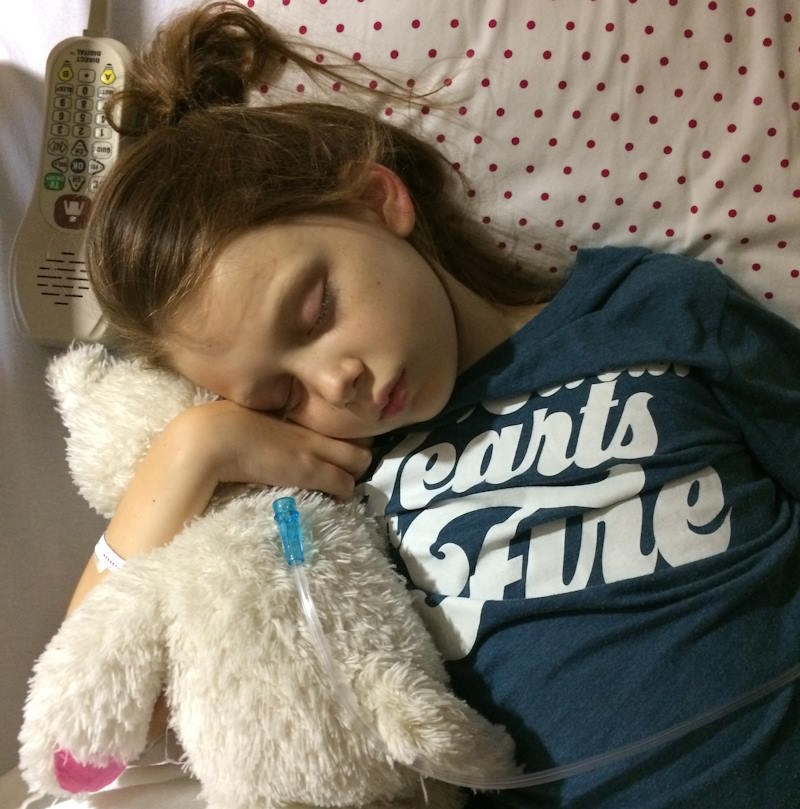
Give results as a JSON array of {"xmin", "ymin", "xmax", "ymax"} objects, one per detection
[{"xmin": 358, "ymin": 247, "xmax": 800, "ymax": 808}]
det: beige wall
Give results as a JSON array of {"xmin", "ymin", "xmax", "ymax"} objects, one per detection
[{"xmin": 0, "ymin": 0, "xmax": 138, "ymax": 775}]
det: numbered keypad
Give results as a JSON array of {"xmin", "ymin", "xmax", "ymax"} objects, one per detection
[{"xmin": 44, "ymin": 49, "xmax": 123, "ymax": 228}]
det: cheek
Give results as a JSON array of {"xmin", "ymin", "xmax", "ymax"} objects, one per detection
[
  {"xmin": 371, "ymin": 272, "xmax": 455, "ymax": 351},
  {"xmin": 288, "ymin": 402, "xmax": 364, "ymax": 440}
]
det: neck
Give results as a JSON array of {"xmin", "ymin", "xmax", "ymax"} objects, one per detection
[{"xmin": 438, "ymin": 270, "xmax": 546, "ymax": 374}]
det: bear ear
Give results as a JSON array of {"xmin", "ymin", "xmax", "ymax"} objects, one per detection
[
  {"xmin": 45, "ymin": 343, "xmax": 209, "ymax": 518},
  {"xmin": 46, "ymin": 342, "xmax": 115, "ymax": 420}
]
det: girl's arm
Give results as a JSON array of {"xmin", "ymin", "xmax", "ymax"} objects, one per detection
[
  {"xmin": 66, "ymin": 398, "xmax": 372, "ymax": 617},
  {"xmin": 63, "ymin": 400, "xmax": 372, "ymax": 743},
  {"xmin": 65, "ymin": 411, "xmax": 218, "ymax": 616}
]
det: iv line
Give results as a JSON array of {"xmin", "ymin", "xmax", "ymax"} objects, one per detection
[{"xmin": 273, "ymin": 497, "xmax": 800, "ymax": 791}]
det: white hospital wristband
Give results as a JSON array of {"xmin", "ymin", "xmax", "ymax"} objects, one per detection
[{"xmin": 94, "ymin": 532, "xmax": 126, "ymax": 572}]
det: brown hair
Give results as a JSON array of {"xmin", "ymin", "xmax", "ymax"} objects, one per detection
[{"xmin": 88, "ymin": 0, "xmax": 556, "ymax": 361}]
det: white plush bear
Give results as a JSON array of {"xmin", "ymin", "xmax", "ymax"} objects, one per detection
[{"xmin": 19, "ymin": 343, "xmax": 518, "ymax": 809}]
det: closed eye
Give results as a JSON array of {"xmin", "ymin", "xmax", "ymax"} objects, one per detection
[
  {"xmin": 307, "ymin": 276, "xmax": 335, "ymax": 336},
  {"xmin": 274, "ymin": 275, "xmax": 336, "ymax": 419}
]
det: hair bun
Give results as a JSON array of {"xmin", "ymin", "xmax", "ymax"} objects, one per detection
[{"xmin": 106, "ymin": 1, "xmax": 284, "ymax": 135}]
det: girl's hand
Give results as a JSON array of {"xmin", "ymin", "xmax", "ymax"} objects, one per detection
[
  {"xmin": 65, "ymin": 398, "xmax": 372, "ymax": 618},
  {"xmin": 175, "ymin": 399, "xmax": 373, "ymax": 500}
]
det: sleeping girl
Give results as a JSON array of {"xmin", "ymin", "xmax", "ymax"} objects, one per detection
[{"xmin": 62, "ymin": 3, "xmax": 800, "ymax": 806}]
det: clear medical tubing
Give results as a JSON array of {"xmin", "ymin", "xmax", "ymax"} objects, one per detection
[{"xmin": 272, "ymin": 498, "xmax": 800, "ymax": 791}]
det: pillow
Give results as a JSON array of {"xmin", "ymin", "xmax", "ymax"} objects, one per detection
[{"xmin": 255, "ymin": 0, "xmax": 800, "ymax": 325}]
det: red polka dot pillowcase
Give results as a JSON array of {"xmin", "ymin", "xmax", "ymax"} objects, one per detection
[{"xmin": 259, "ymin": 1, "xmax": 800, "ymax": 326}]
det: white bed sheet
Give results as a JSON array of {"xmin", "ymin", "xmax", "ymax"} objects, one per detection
[
  {"xmin": 0, "ymin": 762, "xmax": 202, "ymax": 809},
  {"xmin": 0, "ymin": 734, "xmax": 199, "ymax": 809}
]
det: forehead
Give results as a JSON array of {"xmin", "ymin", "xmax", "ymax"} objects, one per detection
[
  {"xmin": 203, "ymin": 212, "xmax": 376, "ymax": 286},
  {"xmin": 166, "ymin": 214, "xmax": 371, "ymax": 351},
  {"xmin": 165, "ymin": 225, "xmax": 285, "ymax": 355},
  {"xmin": 220, "ymin": 212, "xmax": 375, "ymax": 255}
]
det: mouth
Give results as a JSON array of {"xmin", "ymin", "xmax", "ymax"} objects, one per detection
[{"xmin": 378, "ymin": 370, "xmax": 408, "ymax": 420}]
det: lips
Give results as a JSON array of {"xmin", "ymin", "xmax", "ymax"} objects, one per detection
[{"xmin": 378, "ymin": 370, "xmax": 408, "ymax": 420}]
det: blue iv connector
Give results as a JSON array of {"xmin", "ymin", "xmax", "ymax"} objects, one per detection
[{"xmin": 273, "ymin": 497, "xmax": 305, "ymax": 566}]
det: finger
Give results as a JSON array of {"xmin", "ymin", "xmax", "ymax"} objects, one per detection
[
  {"xmin": 290, "ymin": 461, "xmax": 356, "ymax": 500},
  {"xmin": 305, "ymin": 434, "xmax": 373, "ymax": 479}
]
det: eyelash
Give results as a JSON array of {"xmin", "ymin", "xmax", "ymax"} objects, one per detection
[
  {"xmin": 309, "ymin": 278, "xmax": 335, "ymax": 336},
  {"xmin": 275, "ymin": 278, "xmax": 335, "ymax": 420}
]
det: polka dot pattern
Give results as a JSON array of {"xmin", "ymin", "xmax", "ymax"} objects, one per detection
[{"xmin": 256, "ymin": 1, "xmax": 800, "ymax": 322}]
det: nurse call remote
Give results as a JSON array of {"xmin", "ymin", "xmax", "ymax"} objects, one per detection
[{"xmin": 10, "ymin": 33, "xmax": 131, "ymax": 346}]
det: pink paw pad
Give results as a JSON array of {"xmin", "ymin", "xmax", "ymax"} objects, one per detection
[{"xmin": 54, "ymin": 748, "xmax": 126, "ymax": 793}]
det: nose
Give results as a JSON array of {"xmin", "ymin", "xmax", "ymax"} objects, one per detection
[{"xmin": 307, "ymin": 356, "xmax": 365, "ymax": 408}]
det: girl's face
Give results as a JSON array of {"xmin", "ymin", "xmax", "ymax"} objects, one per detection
[{"xmin": 165, "ymin": 212, "xmax": 461, "ymax": 439}]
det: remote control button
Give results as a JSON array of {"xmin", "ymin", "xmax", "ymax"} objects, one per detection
[
  {"xmin": 53, "ymin": 194, "xmax": 91, "ymax": 229},
  {"xmin": 47, "ymin": 138, "xmax": 68, "ymax": 155},
  {"xmin": 43, "ymin": 44, "xmax": 129, "ymax": 219},
  {"xmin": 92, "ymin": 142, "xmax": 112, "ymax": 160},
  {"xmin": 44, "ymin": 172, "xmax": 65, "ymax": 191}
]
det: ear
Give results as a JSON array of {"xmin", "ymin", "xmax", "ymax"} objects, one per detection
[{"xmin": 358, "ymin": 163, "xmax": 416, "ymax": 238}]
